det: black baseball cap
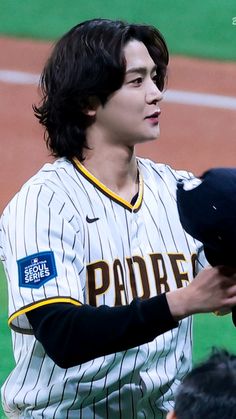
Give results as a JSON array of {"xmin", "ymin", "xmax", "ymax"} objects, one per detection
[
  {"xmin": 176, "ymin": 168, "xmax": 236, "ymax": 325},
  {"xmin": 177, "ymin": 168, "xmax": 236, "ymax": 267}
]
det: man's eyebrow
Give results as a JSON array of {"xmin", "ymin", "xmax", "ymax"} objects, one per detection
[{"xmin": 125, "ymin": 65, "xmax": 157, "ymax": 75}]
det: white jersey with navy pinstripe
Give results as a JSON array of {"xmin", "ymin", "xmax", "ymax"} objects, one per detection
[{"xmin": 0, "ymin": 157, "xmax": 205, "ymax": 418}]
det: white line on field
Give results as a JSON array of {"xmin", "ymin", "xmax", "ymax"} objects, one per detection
[
  {"xmin": 1, "ymin": 69, "xmax": 236, "ymax": 110},
  {"xmin": 0, "ymin": 69, "xmax": 40, "ymax": 84},
  {"xmin": 165, "ymin": 90, "xmax": 236, "ymax": 110}
]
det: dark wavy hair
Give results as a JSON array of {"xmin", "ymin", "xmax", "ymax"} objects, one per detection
[
  {"xmin": 34, "ymin": 18, "xmax": 169, "ymax": 161},
  {"xmin": 174, "ymin": 349, "xmax": 236, "ymax": 419}
]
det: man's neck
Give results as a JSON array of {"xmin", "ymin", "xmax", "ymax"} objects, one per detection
[{"xmin": 82, "ymin": 144, "xmax": 139, "ymax": 202}]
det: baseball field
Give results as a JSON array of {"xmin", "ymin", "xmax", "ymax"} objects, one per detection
[{"xmin": 0, "ymin": 1, "xmax": 236, "ymax": 417}]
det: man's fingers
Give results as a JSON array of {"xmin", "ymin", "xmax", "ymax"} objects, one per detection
[{"xmin": 218, "ymin": 266, "xmax": 236, "ymax": 277}]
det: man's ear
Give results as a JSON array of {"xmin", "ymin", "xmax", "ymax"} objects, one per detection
[
  {"xmin": 83, "ymin": 108, "xmax": 96, "ymax": 116},
  {"xmin": 166, "ymin": 410, "xmax": 177, "ymax": 419},
  {"xmin": 82, "ymin": 96, "xmax": 100, "ymax": 116}
]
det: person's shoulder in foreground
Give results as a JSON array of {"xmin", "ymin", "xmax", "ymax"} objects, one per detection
[{"xmin": 167, "ymin": 348, "xmax": 236, "ymax": 419}]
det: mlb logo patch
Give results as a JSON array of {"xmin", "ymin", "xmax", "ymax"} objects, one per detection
[{"xmin": 18, "ymin": 251, "xmax": 57, "ymax": 289}]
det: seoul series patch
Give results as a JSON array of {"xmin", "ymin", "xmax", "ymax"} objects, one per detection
[{"xmin": 18, "ymin": 251, "xmax": 57, "ymax": 289}]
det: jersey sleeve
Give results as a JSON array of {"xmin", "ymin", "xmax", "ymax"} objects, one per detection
[{"xmin": 0, "ymin": 183, "xmax": 85, "ymax": 334}]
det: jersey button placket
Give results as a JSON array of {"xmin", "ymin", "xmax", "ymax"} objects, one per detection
[{"xmin": 130, "ymin": 210, "xmax": 140, "ymax": 251}]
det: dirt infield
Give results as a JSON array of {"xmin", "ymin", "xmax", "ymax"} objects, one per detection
[{"xmin": 1, "ymin": 37, "xmax": 236, "ymax": 213}]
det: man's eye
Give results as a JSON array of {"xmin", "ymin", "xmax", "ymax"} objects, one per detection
[
  {"xmin": 152, "ymin": 74, "xmax": 159, "ymax": 84},
  {"xmin": 130, "ymin": 77, "xmax": 143, "ymax": 85},
  {"xmin": 153, "ymin": 74, "xmax": 164, "ymax": 91}
]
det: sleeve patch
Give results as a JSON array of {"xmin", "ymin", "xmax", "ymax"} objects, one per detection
[{"xmin": 17, "ymin": 251, "xmax": 57, "ymax": 289}]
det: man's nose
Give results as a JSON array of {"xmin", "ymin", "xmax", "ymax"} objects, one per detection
[{"xmin": 146, "ymin": 80, "xmax": 163, "ymax": 104}]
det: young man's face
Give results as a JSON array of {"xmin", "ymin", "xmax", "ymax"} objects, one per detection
[{"xmin": 93, "ymin": 40, "xmax": 164, "ymax": 146}]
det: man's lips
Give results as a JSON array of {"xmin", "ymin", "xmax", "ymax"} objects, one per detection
[{"xmin": 145, "ymin": 111, "xmax": 161, "ymax": 121}]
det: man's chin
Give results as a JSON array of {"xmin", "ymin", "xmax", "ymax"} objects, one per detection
[
  {"xmin": 142, "ymin": 132, "xmax": 160, "ymax": 143},
  {"xmin": 127, "ymin": 130, "xmax": 160, "ymax": 146},
  {"xmin": 147, "ymin": 127, "xmax": 160, "ymax": 141}
]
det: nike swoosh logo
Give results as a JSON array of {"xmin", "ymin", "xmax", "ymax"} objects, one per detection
[{"xmin": 86, "ymin": 215, "xmax": 100, "ymax": 223}]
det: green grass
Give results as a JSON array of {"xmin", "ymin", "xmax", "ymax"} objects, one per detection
[
  {"xmin": 193, "ymin": 313, "xmax": 236, "ymax": 362},
  {"xmin": 1, "ymin": 260, "xmax": 236, "ymax": 416},
  {"xmin": 0, "ymin": 0, "xmax": 236, "ymax": 60},
  {"xmin": 0, "ymin": 264, "xmax": 14, "ymax": 419},
  {"xmin": 0, "ymin": 264, "xmax": 15, "ymax": 376}
]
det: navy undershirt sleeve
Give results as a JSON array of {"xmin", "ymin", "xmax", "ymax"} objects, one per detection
[{"xmin": 26, "ymin": 294, "xmax": 178, "ymax": 368}]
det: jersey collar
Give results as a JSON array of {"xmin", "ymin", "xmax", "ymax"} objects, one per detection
[{"xmin": 72, "ymin": 157, "xmax": 143, "ymax": 212}]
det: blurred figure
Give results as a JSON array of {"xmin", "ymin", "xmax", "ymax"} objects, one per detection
[{"xmin": 167, "ymin": 349, "xmax": 236, "ymax": 419}]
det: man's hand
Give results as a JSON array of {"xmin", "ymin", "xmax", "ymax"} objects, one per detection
[{"xmin": 166, "ymin": 266, "xmax": 236, "ymax": 321}]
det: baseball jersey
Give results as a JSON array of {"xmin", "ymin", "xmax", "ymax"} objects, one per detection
[{"xmin": 0, "ymin": 157, "xmax": 205, "ymax": 418}]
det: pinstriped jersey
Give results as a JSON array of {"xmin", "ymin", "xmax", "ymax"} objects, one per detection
[{"xmin": 0, "ymin": 157, "xmax": 205, "ymax": 418}]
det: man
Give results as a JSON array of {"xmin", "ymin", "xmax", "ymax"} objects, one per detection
[
  {"xmin": 1, "ymin": 19, "xmax": 236, "ymax": 418},
  {"xmin": 167, "ymin": 349, "xmax": 236, "ymax": 419}
]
